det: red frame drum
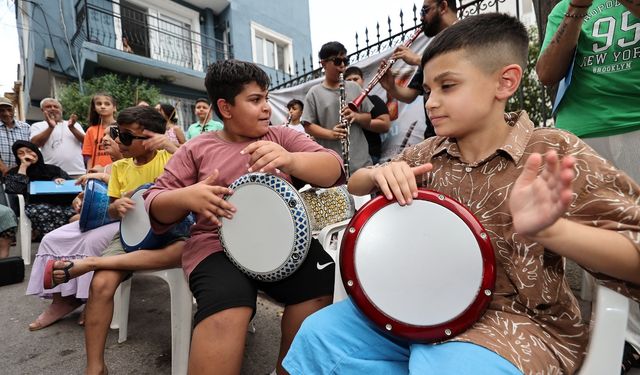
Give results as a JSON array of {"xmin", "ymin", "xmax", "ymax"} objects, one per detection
[{"xmin": 340, "ymin": 189, "xmax": 496, "ymax": 342}]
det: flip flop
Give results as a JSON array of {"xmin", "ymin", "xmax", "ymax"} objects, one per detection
[{"xmin": 43, "ymin": 259, "xmax": 75, "ymax": 290}]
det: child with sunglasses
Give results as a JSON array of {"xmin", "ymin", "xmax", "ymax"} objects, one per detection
[
  {"xmin": 301, "ymin": 41, "xmax": 374, "ymax": 175},
  {"xmin": 44, "ymin": 106, "xmax": 181, "ymax": 374},
  {"xmin": 144, "ymin": 59, "xmax": 344, "ymax": 374}
]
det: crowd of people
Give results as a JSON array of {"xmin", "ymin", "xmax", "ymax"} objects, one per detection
[{"xmin": 0, "ymin": 0, "xmax": 638, "ymax": 374}]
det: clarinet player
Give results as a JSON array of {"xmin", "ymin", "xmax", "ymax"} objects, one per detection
[{"xmin": 301, "ymin": 41, "xmax": 373, "ymax": 177}]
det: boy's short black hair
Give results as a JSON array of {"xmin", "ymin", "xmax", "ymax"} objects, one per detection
[
  {"xmin": 421, "ymin": 13, "xmax": 528, "ymax": 73},
  {"xmin": 286, "ymin": 99, "xmax": 303, "ymax": 110},
  {"xmin": 204, "ymin": 60, "xmax": 270, "ymax": 119},
  {"xmin": 117, "ymin": 106, "xmax": 166, "ymax": 134},
  {"xmin": 319, "ymin": 41, "xmax": 347, "ymax": 60},
  {"xmin": 195, "ymin": 98, "xmax": 209, "ymax": 105},
  {"xmin": 344, "ymin": 66, "xmax": 363, "ymax": 79}
]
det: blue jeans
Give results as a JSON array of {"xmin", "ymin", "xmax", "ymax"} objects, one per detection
[{"xmin": 284, "ymin": 298, "xmax": 522, "ymax": 375}]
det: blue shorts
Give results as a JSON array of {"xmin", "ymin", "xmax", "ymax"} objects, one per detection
[{"xmin": 283, "ymin": 298, "xmax": 523, "ymax": 375}]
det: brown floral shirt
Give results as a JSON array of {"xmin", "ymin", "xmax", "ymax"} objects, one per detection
[{"xmin": 391, "ymin": 111, "xmax": 640, "ymax": 374}]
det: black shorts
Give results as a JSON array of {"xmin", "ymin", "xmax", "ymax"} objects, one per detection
[{"xmin": 189, "ymin": 239, "xmax": 335, "ymax": 327}]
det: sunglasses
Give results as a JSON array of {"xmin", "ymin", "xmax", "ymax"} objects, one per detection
[
  {"xmin": 325, "ymin": 56, "xmax": 350, "ymax": 67},
  {"xmin": 110, "ymin": 126, "xmax": 149, "ymax": 146},
  {"xmin": 420, "ymin": 3, "xmax": 438, "ymax": 17}
]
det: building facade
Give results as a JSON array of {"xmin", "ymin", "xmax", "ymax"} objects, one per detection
[{"xmin": 15, "ymin": 0, "xmax": 311, "ymax": 125}]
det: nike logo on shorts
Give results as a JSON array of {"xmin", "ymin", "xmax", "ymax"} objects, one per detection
[{"xmin": 316, "ymin": 261, "xmax": 334, "ymax": 270}]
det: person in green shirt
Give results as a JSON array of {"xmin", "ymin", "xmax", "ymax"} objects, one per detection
[
  {"xmin": 537, "ymin": 1, "xmax": 640, "ymax": 371},
  {"xmin": 186, "ymin": 98, "xmax": 223, "ymax": 140}
]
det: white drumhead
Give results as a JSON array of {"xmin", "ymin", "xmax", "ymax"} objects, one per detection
[
  {"xmin": 222, "ymin": 184, "xmax": 295, "ymax": 273},
  {"xmin": 121, "ymin": 188, "xmax": 150, "ymax": 244},
  {"xmin": 354, "ymin": 200, "xmax": 483, "ymax": 326}
]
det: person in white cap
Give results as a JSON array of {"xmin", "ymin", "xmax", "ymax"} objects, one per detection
[{"xmin": 0, "ymin": 97, "xmax": 30, "ymax": 175}]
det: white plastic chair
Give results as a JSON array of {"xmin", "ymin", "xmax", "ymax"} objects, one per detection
[
  {"xmin": 110, "ymin": 268, "xmax": 193, "ymax": 375},
  {"xmin": 16, "ymin": 194, "xmax": 32, "ymax": 265}
]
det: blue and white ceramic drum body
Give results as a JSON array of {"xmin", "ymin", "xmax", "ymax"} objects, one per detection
[
  {"xmin": 79, "ymin": 179, "xmax": 117, "ymax": 232},
  {"xmin": 219, "ymin": 173, "xmax": 312, "ymax": 282}
]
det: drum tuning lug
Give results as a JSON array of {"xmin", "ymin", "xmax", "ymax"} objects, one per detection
[
  {"xmin": 288, "ymin": 199, "xmax": 297, "ymax": 208},
  {"xmin": 291, "ymin": 253, "xmax": 300, "ymax": 260},
  {"xmin": 480, "ymin": 232, "xmax": 487, "ymax": 239},
  {"xmin": 347, "ymin": 280, "xmax": 354, "ymax": 287},
  {"xmin": 438, "ymin": 194, "xmax": 445, "ymax": 200},
  {"xmin": 249, "ymin": 175, "xmax": 257, "ymax": 182},
  {"xmin": 385, "ymin": 324, "xmax": 392, "ymax": 331},
  {"xmin": 348, "ymin": 227, "xmax": 356, "ymax": 234},
  {"xmin": 484, "ymin": 289, "xmax": 492, "ymax": 296},
  {"xmin": 444, "ymin": 329, "xmax": 452, "ymax": 336}
]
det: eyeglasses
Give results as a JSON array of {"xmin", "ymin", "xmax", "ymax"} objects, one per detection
[
  {"xmin": 420, "ymin": 3, "xmax": 438, "ymax": 18},
  {"xmin": 325, "ymin": 56, "xmax": 350, "ymax": 66},
  {"xmin": 109, "ymin": 126, "xmax": 149, "ymax": 146}
]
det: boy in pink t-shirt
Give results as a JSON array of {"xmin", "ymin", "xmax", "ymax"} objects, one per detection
[{"xmin": 144, "ymin": 59, "xmax": 344, "ymax": 374}]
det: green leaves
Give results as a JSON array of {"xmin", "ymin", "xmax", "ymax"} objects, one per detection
[{"xmin": 58, "ymin": 74, "xmax": 161, "ymax": 127}]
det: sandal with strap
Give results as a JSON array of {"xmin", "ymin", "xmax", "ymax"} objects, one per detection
[{"xmin": 43, "ymin": 259, "xmax": 75, "ymax": 289}]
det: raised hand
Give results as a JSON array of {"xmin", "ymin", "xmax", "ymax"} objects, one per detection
[
  {"xmin": 241, "ymin": 140, "xmax": 293, "ymax": 175},
  {"xmin": 68, "ymin": 114, "xmax": 78, "ymax": 128},
  {"xmin": 142, "ymin": 130, "xmax": 176, "ymax": 153},
  {"xmin": 370, "ymin": 161, "xmax": 432, "ymax": 205},
  {"xmin": 45, "ymin": 111, "xmax": 58, "ymax": 128},
  {"xmin": 391, "ymin": 45, "xmax": 421, "ymax": 66},
  {"xmin": 183, "ymin": 170, "xmax": 236, "ymax": 226},
  {"xmin": 509, "ymin": 151, "xmax": 575, "ymax": 238}
]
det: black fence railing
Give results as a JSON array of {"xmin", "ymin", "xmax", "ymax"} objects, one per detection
[
  {"xmin": 270, "ymin": 0, "xmax": 552, "ymax": 126},
  {"xmin": 71, "ymin": 0, "xmax": 232, "ymax": 72}
]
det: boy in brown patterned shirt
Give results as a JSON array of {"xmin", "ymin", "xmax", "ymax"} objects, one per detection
[{"xmin": 283, "ymin": 13, "xmax": 640, "ymax": 375}]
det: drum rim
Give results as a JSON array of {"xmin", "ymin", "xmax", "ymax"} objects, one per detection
[
  {"xmin": 340, "ymin": 189, "xmax": 496, "ymax": 342},
  {"xmin": 220, "ymin": 172, "xmax": 312, "ymax": 282}
]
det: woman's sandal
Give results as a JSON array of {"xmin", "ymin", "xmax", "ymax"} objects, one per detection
[
  {"xmin": 43, "ymin": 259, "xmax": 75, "ymax": 289},
  {"xmin": 28, "ymin": 299, "xmax": 83, "ymax": 331}
]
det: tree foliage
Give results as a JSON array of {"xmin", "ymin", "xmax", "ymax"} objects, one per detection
[
  {"xmin": 507, "ymin": 26, "xmax": 553, "ymax": 126},
  {"xmin": 58, "ymin": 74, "xmax": 161, "ymax": 127}
]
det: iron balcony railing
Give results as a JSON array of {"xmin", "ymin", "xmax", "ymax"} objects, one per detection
[{"xmin": 71, "ymin": 0, "xmax": 232, "ymax": 73}]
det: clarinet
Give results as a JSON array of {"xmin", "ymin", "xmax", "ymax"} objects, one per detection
[
  {"xmin": 285, "ymin": 114, "xmax": 292, "ymax": 127},
  {"xmin": 339, "ymin": 73, "xmax": 351, "ymax": 180}
]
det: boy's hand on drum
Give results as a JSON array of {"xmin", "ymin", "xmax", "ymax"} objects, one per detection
[
  {"xmin": 184, "ymin": 171, "xmax": 236, "ymax": 226},
  {"xmin": 109, "ymin": 197, "xmax": 135, "ymax": 219},
  {"xmin": 370, "ymin": 162, "xmax": 432, "ymax": 206},
  {"xmin": 510, "ymin": 151, "xmax": 575, "ymax": 238},
  {"xmin": 241, "ymin": 141, "xmax": 292, "ymax": 175}
]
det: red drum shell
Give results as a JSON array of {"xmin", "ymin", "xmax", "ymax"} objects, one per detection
[{"xmin": 340, "ymin": 189, "xmax": 495, "ymax": 342}]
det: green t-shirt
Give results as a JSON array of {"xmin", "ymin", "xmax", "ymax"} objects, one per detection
[
  {"xmin": 541, "ymin": 0, "xmax": 640, "ymax": 138},
  {"xmin": 186, "ymin": 119, "xmax": 223, "ymax": 140}
]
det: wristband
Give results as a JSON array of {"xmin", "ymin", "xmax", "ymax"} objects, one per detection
[
  {"xmin": 564, "ymin": 11, "xmax": 587, "ymax": 18},
  {"xmin": 569, "ymin": 2, "xmax": 591, "ymax": 8}
]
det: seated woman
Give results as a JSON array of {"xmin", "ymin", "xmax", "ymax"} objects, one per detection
[
  {"xmin": 25, "ymin": 128, "xmax": 122, "ymax": 331},
  {"xmin": 5, "ymin": 141, "xmax": 76, "ymax": 236}
]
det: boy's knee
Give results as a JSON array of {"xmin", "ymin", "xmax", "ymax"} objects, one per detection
[{"xmin": 89, "ymin": 272, "xmax": 122, "ymax": 298}]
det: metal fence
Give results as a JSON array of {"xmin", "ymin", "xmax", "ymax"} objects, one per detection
[{"xmin": 270, "ymin": 0, "xmax": 552, "ymax": 126}]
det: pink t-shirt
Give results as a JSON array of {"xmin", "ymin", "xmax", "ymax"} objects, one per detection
[{"xmin": 144, "ymin": 127, "xmax": 344, "ymax": 277}]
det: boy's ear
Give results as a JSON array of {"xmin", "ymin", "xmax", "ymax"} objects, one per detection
[
  {"xmin": 216, "ymin": 99, "xmax": 232, "ymax": 120},
  {"xmin": 496, "ymin": 64, "xmax": 523, "ymax": 100}
]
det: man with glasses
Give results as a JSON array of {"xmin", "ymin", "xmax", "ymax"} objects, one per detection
[
  {"xmin": 380, "ymin": 0, "xmax": 458, "ymax": 140},
  {"xmin": 0, "ymin": 97, "xmax": 30, "ymax": 175},
  {"xmin": 301, "ymin": 41, "xmax": 374, "ymax": 175},
  {"xmin": 30, "ymin": 98, "xmax": 86, "ymax": 177}
]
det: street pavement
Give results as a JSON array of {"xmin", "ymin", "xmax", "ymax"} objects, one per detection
[{"xmin": 0, "ymin": 243, "xmax": 283, "ymax": 375}]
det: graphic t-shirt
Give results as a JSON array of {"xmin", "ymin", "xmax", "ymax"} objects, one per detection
[{"xmin": 541, "ymin": 0, "xmax": 640, "ymax": 138}]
